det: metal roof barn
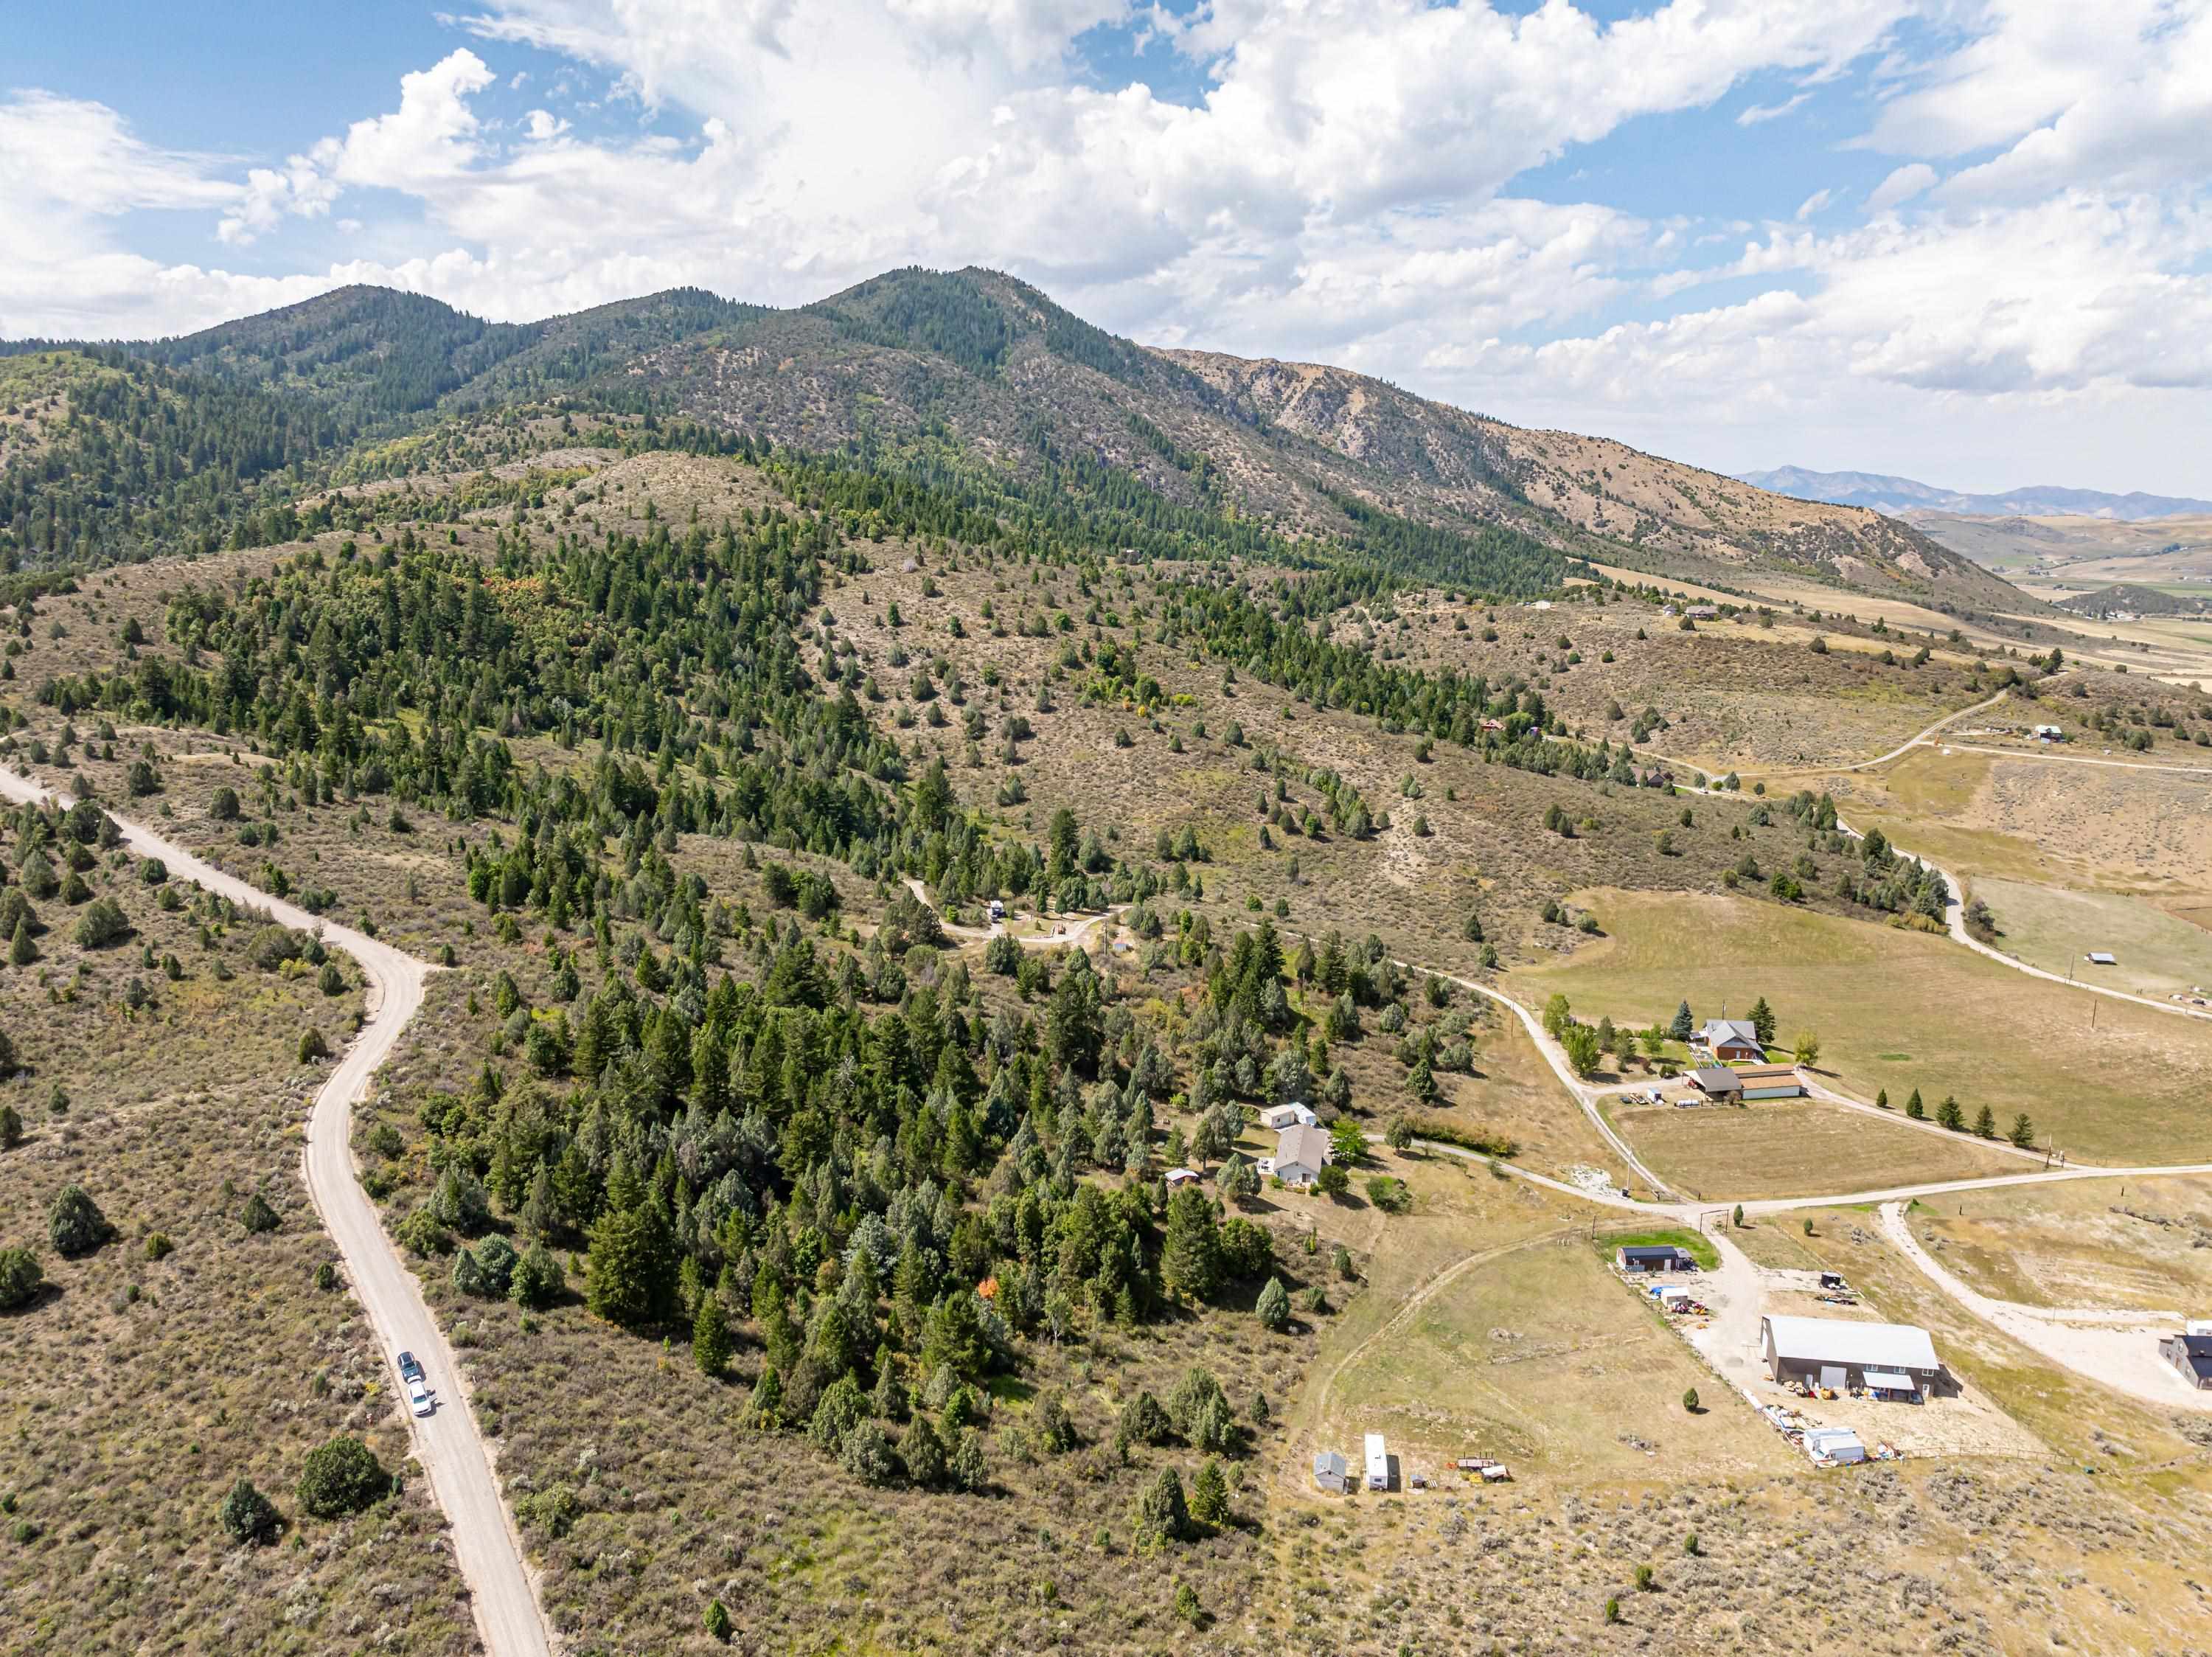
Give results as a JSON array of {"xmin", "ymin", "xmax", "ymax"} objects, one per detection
[{"xmin": 1762, "ymin": 1316, "xmax": 1941, "ymax": 1390}]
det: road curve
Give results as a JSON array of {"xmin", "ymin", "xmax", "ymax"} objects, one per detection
[
  {"xmin": 1637, "ymin": 687, "xmax": 2012, "ymax": 784},
  {"xmin": 1411, "ymin": 960, "xmax": 1675, "ymax": 1196},
  {"xmin": 0, "ymin": 769, "xmax": 554, "ymax": 1657},
  {"xmin": 1878, "ymin": 1201, "xmax": 2212, "ymax": 1415},
  {"xmin": 1832, "ymin": 688, "xmax": 2014, "ymax": 772},
  {"xmin": 1842, "ymin": 810, "xmax": 2212, "ymax": 1026},
  {"xmin": 1662, "ymin": 737, "xmax": 2212, "ymax": 1027}
]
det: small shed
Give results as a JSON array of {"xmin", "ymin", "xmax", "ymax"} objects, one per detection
[
  {"xmin": 1364, "ymin": 1433, "xmax": 1390, "ymax": 1492},
  {"xmin": 1691, "ymin": 1066, "xmax": 1745, "ymax": 1101},
  {"xmin": 1259, "ymin": 1102, "xmax": 1319, "ymax": 1131},
  {"xmin": 1735, "ymin": 1063, "xmax": 1804, "ymax": 1100},
  {"xmin": 1164, "ymin": 1168, "xmax": 1201, "ymax": 1188},
  {"xmin": 1313, "ymin": 1450, "xmax": 1351, "ymax": 1493},
  {"xmin": 1618, "ymin": 1244, "xmax": 1696, "ymax": 1274},
  {"xmin": 2087, "ymin": 952, "xmax": 2117, "ymax": 966}
]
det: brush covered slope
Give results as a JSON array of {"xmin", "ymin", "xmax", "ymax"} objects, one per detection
[
  {"xmin": 2, "ymin": 437, "xmax": 2208, "ymax": 1657},
  {"xmin": 6, "ymin": 266, "xmax": 2040, "ymax": 624}
]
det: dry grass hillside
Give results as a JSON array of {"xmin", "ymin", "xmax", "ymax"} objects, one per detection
[
  {"xmin": 0, "ymin": 830, "xmax": 470, "ymax": 1657},
  {"xmin": 1164, "ymin": 347, "xmax": 2031, "ymax": 615},
  {"xmin": 13, "ymin": 433, "xmax": 2212, "ymax": 1657}
]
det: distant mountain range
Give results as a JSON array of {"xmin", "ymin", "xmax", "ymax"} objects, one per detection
[{"xmin": 1738, "ymin": 468, "xmax": 2212, "ymax": 522}]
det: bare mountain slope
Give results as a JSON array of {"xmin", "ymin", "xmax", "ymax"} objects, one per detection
[{"xmin": 1165, "ymin": 345, "xmax": 2031, "ymax": 614}]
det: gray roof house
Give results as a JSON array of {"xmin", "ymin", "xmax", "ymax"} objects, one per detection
[
  {"xmin": 2161, "ymin": 1332, "xmax": 2212, "ymax": 1389},
  {"xmin": 1268, "ymin": 1124, "xmax": 1333, "ymax": 1189},
  {"xmin": 1698, "ymin": 1018, "xmax": 1763, "ymax": 1059},
  {"xmin": 1313, "ymin": 1450, "xmax": 1350, "ymax": 1493}
]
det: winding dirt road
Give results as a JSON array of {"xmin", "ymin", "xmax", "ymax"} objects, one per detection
[
  {"xmin": 1, "ymin": 770, "xmax": 553, "ymax": 1657},
  {"xmin": 1879, "ymin": 1201, "xmax": 2212, "ymax": 1414},
  {"xmin": 1655, "ymin": 706, "xmax": 2212, "ymax": 1026}
]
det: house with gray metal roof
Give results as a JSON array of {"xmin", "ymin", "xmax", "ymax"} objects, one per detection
[{"xmin": 1697, "ymin": 1019, "xmax": 1763, "ymax": 1061}]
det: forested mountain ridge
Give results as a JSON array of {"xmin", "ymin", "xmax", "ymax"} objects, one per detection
[
  {"xmin": 1, "ymin": 265, "xmax": 2037, "ymax": 617},
  {"xmin": 0, "ymin": 348, "xmax": 347, "ymax": 567},
  {"xmin": 132, "ymin": 282, "xmax": 756, "ymax": 427},
  {"xmin": 622, "ymin": 266, "xmax": 2031, "ymax": 613}
]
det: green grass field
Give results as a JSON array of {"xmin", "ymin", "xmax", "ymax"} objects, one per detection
[
  {"xmin": 1972, "ymin": 878, "xmax": 2212, "ymax": 1000},
  {"xmin": 1520, "ymin": 889, "xmax": 2212, "ymax": 1164},
  {"xmin": 1590, "ymin": 1226, "xmax": 1719, "ymax": 1270}
]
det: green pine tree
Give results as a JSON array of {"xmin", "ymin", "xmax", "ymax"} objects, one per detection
[
  {"xmin": 1189, "ymin": 1458, "xmax": 1231, "ymax": 1527},
  {"xmin": 692, "ymin": 1294, "xmax": 732, "ymax": 1378}
]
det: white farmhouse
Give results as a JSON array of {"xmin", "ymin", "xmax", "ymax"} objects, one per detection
[{"xmin": 1262, "ymin": 1124, "xmax": 1332, "ymax": 1189}]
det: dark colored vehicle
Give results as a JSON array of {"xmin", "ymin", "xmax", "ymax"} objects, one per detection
[{"xmin": 397, "ymin": 1350, "xmax": 425, "ymax": 1386}]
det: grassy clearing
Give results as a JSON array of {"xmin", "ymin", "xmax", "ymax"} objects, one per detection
[
  {"xmin": 1915, "ymin": 1173, "xmax": 2212, "ymax": 1312},
  {"xmin": 1377, "ymin": 583, "xmax": 1986, "ymax": 771},
  {"xmin": 1613, "ymin": 1099, "xmax": 2024, "ymax": 1201},
  {"xmin": 1421, "ymin": 1006, "xmax": 1621, "ymax": 1179},
  {"xmin": 1590, "ymin": 1226, "xmax": 1719, "ymax": 1271},
  {"xmin": 1832, "ymin": 745, "xmax": 2212, "ymax": 894},
  {"xmin": 1318, "ymin": 1234, "xmax": 1787, "ymax": 1485},
  {"xmin": 1973, "ymin": 878, "xmax": 2212, "ymax": 1000},
  {"xmin": 1521, "ymin": 889, "xmax": 2212, "ymax": 1164}
]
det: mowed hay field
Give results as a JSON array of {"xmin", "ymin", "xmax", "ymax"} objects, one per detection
[
  {"xmin": 1611, "ymin": 1099, "xmax": 2024, "ymax": 1201},
  {"xmin": 1518, "ymin": 889, "xmax": 2212, "ymax": 1164},
  {"xmin": 1316, "ymin": 1236, "xmax": 1788, "ymax": 1485},
  {"xmin": 1971, "ymin": 877, "xmax": 2212, "ymax": 1001},
  {"xmin": 1916, "ymin": 1173, "xmax": 2212, "ymax": 1312}
]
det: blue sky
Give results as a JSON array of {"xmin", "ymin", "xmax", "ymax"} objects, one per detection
[{"xmin": 4, "ymin": 0, "xmax": 2209, "ymax": 493}]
